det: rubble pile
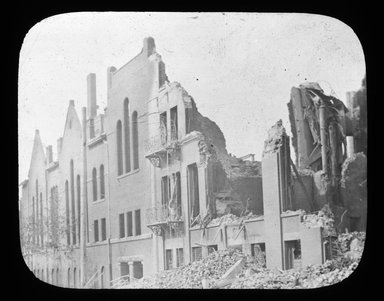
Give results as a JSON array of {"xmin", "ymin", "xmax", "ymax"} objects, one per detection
[
  {"xmin": 119, "ymin": 231, "xmax": 364, "ymax": 289},
  {"xmin": 208, "ymin": 212, "xmax": 262, "ymax": 227},
  {"xmin": 121, "ymin": 249, "xmax": 257, "ymax": 289},
  {"xmin": 301, "ymin": 204, "xmax": 336, "ymax": 236},
  {"xmin": 232, "ymin": 231, "xmax": 365, "ymax": 289}
]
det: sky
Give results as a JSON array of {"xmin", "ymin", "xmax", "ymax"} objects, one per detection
[{"xmin": 18, "ymin": 12, "xmax": 366, "ymax": 184}]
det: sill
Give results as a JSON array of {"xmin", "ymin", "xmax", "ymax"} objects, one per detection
[
  {"xmin": 88, "ymin": 133, "xmax": 107, "ymax": 148},
  {"xmin": 110, "ymin": 233, "xmax": 152, "ymax": 244},
  {"xmin": 117, "ymin": 168, "xmax": 140, "ymax": 180},
  {"xmin": 281, "ymin": 212, "xmax": 301, "ymax": 218},
  {"xmin": 87, "ymin": 240, "xmax": 108, "ymax": 247},
  {"xmin": 93, "ymin": 198, "xmax": 106, "ymax": 205}
]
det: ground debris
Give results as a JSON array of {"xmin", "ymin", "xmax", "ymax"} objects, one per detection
[{"xmin": 119, "ymin": 231, "xmax": 364, "ymax": 289}]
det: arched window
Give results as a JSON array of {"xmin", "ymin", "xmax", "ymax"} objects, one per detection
[
  {"xmin": 100, "ymin": 164, "xmax": 105, "ymax": 199},
  {"xmin": 92, "ymin": 168, "xmax": 97, "ymax": 202},
  {"xmin": 70, "ymin": 160, "xmax": 76, "ymax": 245},
  {"xmin": 132, "ymin": 111, "xmax": 139, "ymax": 170},
  {"xmin": 116, "ymin": 120, "xmax": 123, "ymax": 175},
  {"xmin": 124, "ymin": 98, "xmax": 131, "ymax": 173},
  {"xmin": 65, "ymin": 180, "xmax": 70, "ymax": 245},
  {"xmin": 67, "ymin": 268, "xmax": 71, "ymax": 288},
  {"xmin": 100, "ymin": 266, "xmax": 105, "ymax": 288},
  {"xmin": 73, "ymin": 267, "xmax": 77, "ymax": 288},
  {"xmin": 76, "ymin": 175, "xmax": 81, "ymax": 243}
]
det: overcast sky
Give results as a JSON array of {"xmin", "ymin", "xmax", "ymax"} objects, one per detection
[{"xmin": 18, "ymin": 12, "xmax": 365, "ymax": 184}]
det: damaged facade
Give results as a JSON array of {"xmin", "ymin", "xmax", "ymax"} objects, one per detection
[{"xmin": 19, "ymin": 37, "xmax": 367, "ymax": 288}]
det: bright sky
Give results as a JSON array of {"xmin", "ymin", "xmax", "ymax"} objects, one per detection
[{"xmin": 18, "ymin": 12, "xmax": 365, "ymax": 184}]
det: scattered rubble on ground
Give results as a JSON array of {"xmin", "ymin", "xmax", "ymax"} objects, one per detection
[{"xmin": 120, "ymin": 231, "xmax": 364, "ymax": 289}]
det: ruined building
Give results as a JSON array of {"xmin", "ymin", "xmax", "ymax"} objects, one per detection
[{"xmin": 19, "ymin": 37, "xmax": 367, "ymax": 288}]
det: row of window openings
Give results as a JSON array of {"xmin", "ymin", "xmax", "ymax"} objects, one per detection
[
  {"xmin": 92, "ymin": 164, "xmax": 105, "ymax": 202},
  {"xmin": 190, "ymin": 242, "xmax": 299, "ymax": 270},
  {"xmin": 119, "ymin": 210, "xmax": 141, "ymax": 239},
  {"xmin": 164, "ymin": 245, "xmax": 217, "ymax": 270},
  {"xmin": 116, "ymin": 99, "xmax": 139, "ymax": 176},
  {"xmin": 33, "ymin": 266, "xmax": 103, "ymax": 288},
  {"xmin": 166, "ymin": 244, "xmax": 266, "ymax": 270}
]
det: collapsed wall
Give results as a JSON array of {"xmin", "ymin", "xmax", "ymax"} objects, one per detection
[
  {"xmin": 184, "ymin": 93, "xmax": 263, "ymax": 218},
  {"xmin": 286, "ymin": 79, "xmax": 367, "ymax": 233}
]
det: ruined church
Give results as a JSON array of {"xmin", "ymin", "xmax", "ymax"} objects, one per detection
[{"xmin": 19, "ymin": 37, "xmax": 367, "ymax": 288}]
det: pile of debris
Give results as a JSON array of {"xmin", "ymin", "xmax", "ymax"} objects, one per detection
[
  {"xmin": 208, "ymin": 212, "xmax": 262, "ymax": 227},
  {"xmin": 121, "ymin": 249, "xmax": 257, "ymax": 289},
  {"xmin": 119, "ymin": 231, "xmax": 364, "ymax": 289},
  {"xmin": 301, "ymin": 204, "xmax": 337, "ymax": 236}
]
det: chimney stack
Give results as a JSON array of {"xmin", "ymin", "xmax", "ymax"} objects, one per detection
[
  {"xmin": 46, "ymin": 145, "xmax": 53, "ymax": 164},
  {"xmin": 57, "ymin": 137, "xmax": 63, "ymax": 155},
  {"xmin": 87, "ymin": 73, "xmax": 97, "ymax": 119},
  {"xmin": 107, "ymin": 66, "xmax": 116, "ymax": 90},
  {"xmin": 143, "ymin": 37, "xmax": 156, "ymax": 57}
]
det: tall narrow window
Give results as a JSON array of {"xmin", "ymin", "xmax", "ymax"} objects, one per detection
[
  {"xmin": 70, "ymin": 160, "xmax": 76, "ymax": 245},
  {"xmin": 99, "ymin": 165, "xmax": 105, "ymax": 199},
  {"xmin": 160, "ymin": 111, "xmax": 167, "ymax": 145},
  {"xmin": 101, "ymin": 218, "xmax": 106, "ymax": 241},
  {"xmin": 135, "ymin": 209, "xmax": 141, "ymax": 236},
  {"xmin": 76, "ymin": 175, "xmax": 81, "ymax": 243},
  {"xmin": 170, "ymin": 106, "xmax": 178, "ymax": 140},
  {"xmin": 165, "ymin": 249, "xmax": 173, "ymax": 270},
  {"xmin": 40, "ymin": 192, "xmax": 43, "ymax": 246},
  {"xmin": 176, "ymin": 248, "xmax": 184, "ymax": 267},
  {"xmin": 116, "ymin": 120, "xmax": 123, "ymax": 176},
  {"xmin": 100, "ymin": 266, "xmax": 105, "ymax": 288},
  {"xmin": 176, "ymin": 172, "xmax": 182, "ymax": 216},
  {"xmin": 36, "ymin": 179, "xmax": 39, "ymax": 246},
  {"xmin": 188, "ymin": 163, "xmax": 200, "ymax": 221},
  {"xmin": 124, "ymin": 98, "xmax": 131, "ymax": 173},
  {"xmin": 73, "ymin": 268, "xmax": 77, "ymax": 288},
  {"xmin": 127, "ymin": 211, "xmax": 133, "ymax": 237},
  {"xmin": 94, "ymin": 220, "xmax": 99, "ymax": 242},
  {"xmin": 132, "ymin": 111, "xmax": 139, "ymax": 170},
  {"xmin": 67, "ymin": 268, "xmax": 71, "ymax": 288},
  {"xmin": 161, "ymin": 176, "xmax": 169, "ymax": 206},
  {"xmin": 65, "ymin": 180, "xmax": 70, "ymax": 245},
  {"xmin": 92, "ymin": 168, "xmax": 97, "ymax": 202},
  {"xmin": 32, "ymin": 197, "xmax": 35, "ymax": 244},
  {"xmin": 119, "ymin": 213, "xmax": 125, "ymax": 238},
  {"xmin": 56, "ymin": 268, "xmax": 59, "ymax": 286},
  {"xmin": 50, "ymin": 186, "xmax": 59, "ymax": 244}
]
